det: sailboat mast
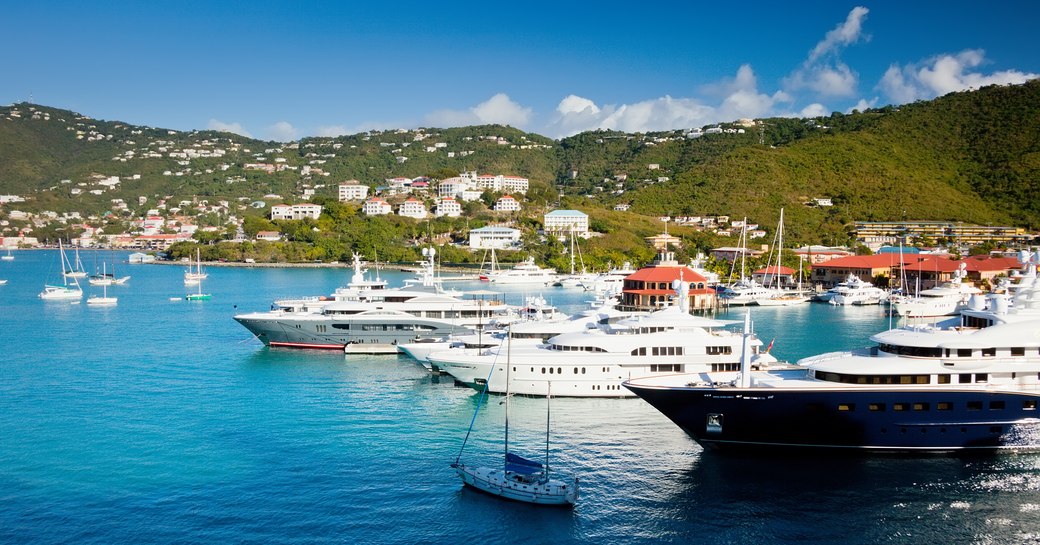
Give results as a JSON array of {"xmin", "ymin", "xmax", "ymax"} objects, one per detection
[
  {"xmin": 504, "ymin": 329, "xmax": 511, "ymax": 468},
  {"xmin": 545, "ymin": 381, "xmax": 551, "ymax": 477},
  {"xmin": 776, "ymin": 208, "xmax": 784, "ymax": 290}
]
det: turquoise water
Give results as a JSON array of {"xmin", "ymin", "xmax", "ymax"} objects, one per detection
[{"xmin": 2, "ymin": 251, "xmax": 1040, "ymax": 544}]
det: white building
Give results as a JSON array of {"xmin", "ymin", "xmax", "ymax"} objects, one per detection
[
  {"xmin": 338, "ymin": 182, "xmax": 370, "ymax": 201},
  {"xmin": 362, "ymin": 198, "xmax": 393, "ymax": 216},
  {"xmin": 397, "ymin": 198, "xmax": 428, "ymax": 220},
  {"xmin": 543, "ymin": 209, "xmax": 589, "ymax": 237},
  {"xmin": 270, "ymin": 203, "xmax": 323, "ymax": 220},
  {"xmin": 469, "ymin": 226, "xmax": 521, "ymax": 249},
  {"xmin": 493, "ymin": 195, "xmax": 521, "ymax": 212},
  {"xmin": 435, "ymin": 197, "xmax": 462, "ymax": 218}
]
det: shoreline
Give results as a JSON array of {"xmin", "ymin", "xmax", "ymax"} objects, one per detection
[{"xmin": 144, "ymin": 259, "xmax": 484, "ymax": 273}]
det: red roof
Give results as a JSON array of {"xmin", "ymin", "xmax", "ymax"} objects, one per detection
[
  {"xmin": 625, "ymin": 265, "xmax": 707, "ymax": 283},
  {"xmin": 961, "ymin": 256, "xmax": 1023, "ymax": 272},
  {"xmin": 753, "ymin": 265, "xmax": 795, "ymax": 275},
  {"xmin": 898, "ymin": 256, "xmax": 962, "ymax": 273},
  {"xmin": 812, "ymin": 254, "xmax": 912, "ymax": 270}
]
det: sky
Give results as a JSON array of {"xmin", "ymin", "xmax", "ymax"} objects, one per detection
[{"xmin": 2, "ymin": 1, "xmax": 1038, "ymax": 141}]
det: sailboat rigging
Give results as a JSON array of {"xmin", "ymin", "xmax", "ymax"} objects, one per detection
[{"xmin": 451, "ymin": 329, "xmax": 578, "ymax": 506}]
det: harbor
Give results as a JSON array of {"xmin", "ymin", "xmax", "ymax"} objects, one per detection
[{"xmin": 3, "ymin": 250, "xmax": 1040, "ymax": 543}]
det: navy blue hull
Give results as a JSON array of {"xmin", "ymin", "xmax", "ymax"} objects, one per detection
[{"xmin": 624, "ymin": 384, "xmax": 1040, "ymax": 452}]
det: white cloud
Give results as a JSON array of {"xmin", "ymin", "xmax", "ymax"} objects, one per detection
[
  {"xmin": 266, "ymin": 121, "xmax": 298, "ymax": 142},
  {"xmin": 879, "ymin": 49, "xmax": 1039, "ymax": 103},
  {"xmin": 544, "ymin": 65, "xmax": 792, "ymax": 137},
  {"xmin": 424, "ymin": 93, "xmax": 532, "ymax": 128},
  {"xmin": 557, "ymin": 95, "xmax": 600, "ymax": 115},
  {"xmin": 207, "ymin": 119, "xmax": 251, "ymax": 138},
  {"xmin": 800, "ymin": 103, "xmax": 828, "ymax": 118},
  {"xmin": 809, "ymin": 6, "xmax": 869, "ymax": 63},
  {"xmin": 846, "ymin": 97, "xmax": 877, "ymax": 113},
  {"xmin": 784, "ymin": 7, "xmax": 869, "ymax": 98},
  {"xmin": 315, "ymin": 125, "xmax": 348, "ymax": 137}
]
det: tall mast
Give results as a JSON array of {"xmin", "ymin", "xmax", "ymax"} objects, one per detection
[
  {"xmin": 544, "ymin": 381, "xmax": 552, "ymax": 478},
  {"xmin": 503, "ymin": 328, "xmax": 511, "ymax": 467}
]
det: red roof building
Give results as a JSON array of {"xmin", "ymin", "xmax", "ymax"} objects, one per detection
[
  {"xmin": 810, "ymin": 253, "xmax": 914, "ymax": 287},
  {"xmin": 620, "ymin": 253, "xmax": 717, "ymax": 312}
]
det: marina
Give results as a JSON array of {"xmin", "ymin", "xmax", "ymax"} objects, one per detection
[{"xmin": 3, "ymin": 251, "xmax": 1040, "ymax": 544}]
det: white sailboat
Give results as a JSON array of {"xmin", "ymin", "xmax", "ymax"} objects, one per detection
[
  {"xmin": 451, "ymin": 333, "xmax": 579, "ymax": 506},
  {"xmin": 184, "ymin": 248, "xmax": 208, "ymax": 284},
  {"xmin": 89, "ymin": 257, "xmax": 130, "ymax": 285},
  {"xmin": 755, "ymin": 209, "xmax": 810, "ymax": 306},
  {"xmin": 87, "ymin": 263, "xmax": 118, "ymax": 306},
  {"xmin": 554, "ymin": 228, "xmax": 596, "ymax": 288},
  {"xmin": 63, "ymin": 246, "xmax": 88, "ymax": 278},
  {"xmin": 40, "ymin": 241, "xmax": 83, "ymax": 300},
  {"xmin": 185, "ymin": 249, "xmax": 211, "ymax": 300},
  {"xmin": 720, "ymin": 218, "xmax": 779, "ymax": 305},
  {"xmin": 1, "ymin": 247, "xmax": 13, "ymax": 261}
]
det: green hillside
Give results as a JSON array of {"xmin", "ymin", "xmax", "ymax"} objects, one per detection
[{"xmin": 1, "ymin": 79, "xmax": 1038, "ymax": 256}]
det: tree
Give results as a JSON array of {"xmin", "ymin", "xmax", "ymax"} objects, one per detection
[{"xmin": 242, "ymin": 215, "xmax": 276, "ymax": 238}]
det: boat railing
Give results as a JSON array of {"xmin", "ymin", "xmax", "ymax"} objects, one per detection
[{"xmin": 796, "ymin": 347, "xmax": 874, "ymax": 366}]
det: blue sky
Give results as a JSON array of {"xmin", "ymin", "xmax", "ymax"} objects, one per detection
[{"xmin": 2, "ymin": 1, "xmax": 1037, "ymax": 140}]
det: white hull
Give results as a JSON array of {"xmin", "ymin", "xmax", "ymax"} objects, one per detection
[
  {"xmin": 453, "ymin": 464, "xmax": 577, "ymax": 506},
  {"xmin": 40, "ymin": 287, "xmax": 83, "ymax": 300},
  {"xmin": 754, "ymin": 295, "xmax": 811, "ymax": 306},
  {"xmin": 87, "ymin": 296, "xmax": 118, "ymax": 306}
]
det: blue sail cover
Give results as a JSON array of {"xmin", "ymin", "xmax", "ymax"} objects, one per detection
[{"xmin": 505, "ymin": 452, "xmax": 543, "ymax": 475}]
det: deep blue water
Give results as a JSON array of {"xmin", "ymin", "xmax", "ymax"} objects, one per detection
[{"xmin": 2, "ymin": 250, "xmax": 1040, "ymax": 544}]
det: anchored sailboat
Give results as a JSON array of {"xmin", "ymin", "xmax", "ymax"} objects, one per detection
[{"xmin": 451, "ymin": 331, "xmax": 578, "ymax": 506}]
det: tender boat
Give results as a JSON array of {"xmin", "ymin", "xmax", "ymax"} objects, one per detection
[{"xmin": 827, "ymin": 274, "xmax": 888, "ymax": 305}]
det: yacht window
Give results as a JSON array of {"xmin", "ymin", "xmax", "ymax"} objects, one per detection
[
  {"xmin": 913, "ymin": 403, "xmax": 929, "ymax": 411},
  {"xmin": 1023, "ymin": 400, "xmax": 1037, "ymax": 410},
  {"xmin": 967, "ymin": 401, "xmax": 982, "ymax": 410},
  {"xmin": 549, "ymin": 367, "xmax": 554, "ymax": 374},
  {"xmin": 937, "ymin": 402, "xmax": 952, "ymax": 410},
  {"xmin": 541, "ymin": 367, "xmax": 546, "ymax": 374},
  {"xmin": 332, "ymin": 324, "xmax": 350, "ymax": 330},
  {"xmin": 837, "ymin": 404, "xmax": 854, "ymax": 412},
  {"xmin": 893, "ymin": 403, "xmax": 908, "ymax": 411},
  {"xmin": 869, "ymin": 403, "xmax": 885, "ymax": 411},
  {"xmin": 1012, "ymin": 347, "xmax": 1026, "ymax": 356},
  {"xmin": 990, "ymin": 401, "xmax": 1005, "ymax": 410},
  {"xmin": 959, "ymin": 374, "xmax": 972, "ymax": 384},
  {"xmin": 982, "ymin": 347, "xmax": 996, "ymax": 357},
  {"xmin": 558, "ymin": 367, "xmax": 562, "ymax": 374},
  {"xmin": 581, "ymin": 368, "xmax": 586, "ymax": 374},
  {"xmin": 652, "ymin": 347, "xmax": 660, "ymax": 356},
  {"xmin": 975, "ymin": 374, "xmax": 988, "ymax": 383},
  {"xmin": 957, "ymin": 348, "xmax": 972, "ymax": 357},
  {"xmin": 573, "ymin": 368, "xmax": 578, "ymax": 374},
  {"xmin": 937, "ymin": 374, "xmax": 951, "ymax": 384}
]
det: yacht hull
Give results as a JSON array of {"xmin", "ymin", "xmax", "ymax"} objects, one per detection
[
  {"xmin": 234, "ymin": 313, "xmax": 472, "ymax": 351},
  {"xmin": 623, "ymin": 383, "xmax": 1040, "ymax": 453}
]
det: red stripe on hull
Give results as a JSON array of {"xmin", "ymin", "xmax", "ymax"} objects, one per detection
[{"xmin": 269, "ymin": 341, "xmax": 345, "ymax": 350}]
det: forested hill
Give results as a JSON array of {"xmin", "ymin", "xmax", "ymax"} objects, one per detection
[
  {"xmin": 1, "ymin": 80, "xmax": 1038, "ymax": 247},
  {"xmin": 559, "ymin": 79, "xmax": 1040, "ymax": 244}
]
